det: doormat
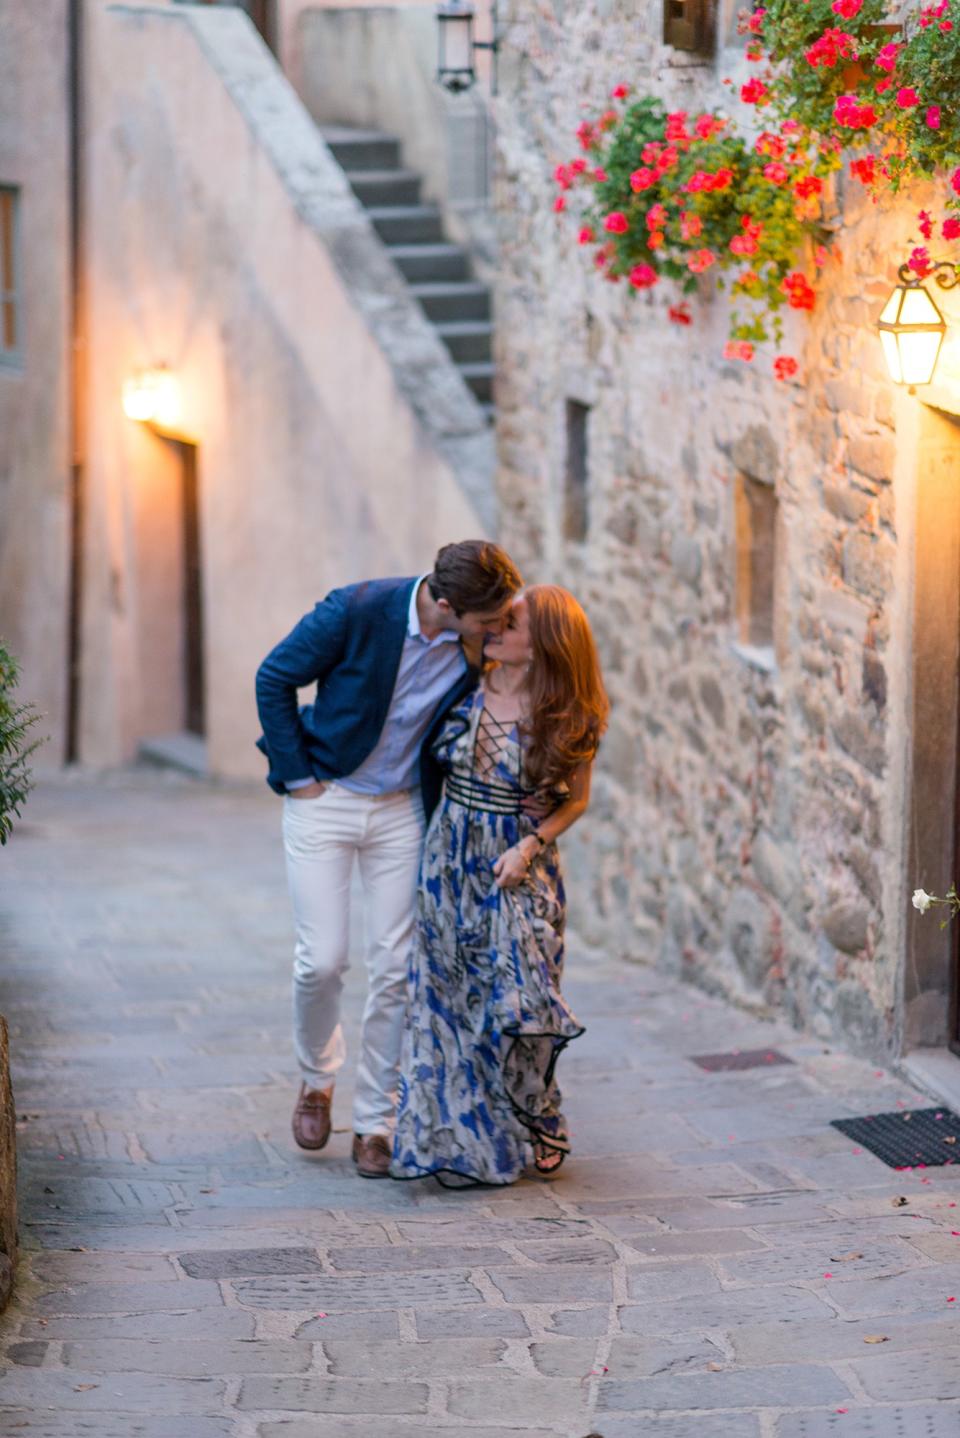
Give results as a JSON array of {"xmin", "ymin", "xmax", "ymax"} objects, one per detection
[
  {"xmin": 831, "ymin": 1106, "xmax": 960, "ymax": 1168},
  {"xmin": 689, "ymin": 1048, "xmax": 794, "ymax": 1072}
]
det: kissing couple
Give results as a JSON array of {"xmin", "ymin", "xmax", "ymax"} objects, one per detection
[{"xmin": 255, "ymin": 540, "xmax": 608, "ymax": 1186}]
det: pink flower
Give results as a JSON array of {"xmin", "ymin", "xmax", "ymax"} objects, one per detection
[
  {"xmin": 953, "ymin": 167, "xmax": 960, "ymax": 196},
  {"xmin": 908, "ymin": 246, "xmax": 933, "ymax": 278},
  {"xmin": 834, "ymin": 94, "xmax": 878, "ymax": 129},
  {"xmin": 926, "ymin": 105, "xmax": 942, "ymax": 129},
  {"xmin": 554, "ymin": 164, "xmax": 572, "ymax": 189},
  {"xmin": 604, "ymin": 211, "xmax": 629, "ymax": 234},
  {"xmin": 680, "ymin": 212, "xmax": 702, "ymax": 240},
  {"xmin": 896, "ymin": 87, "xmax": 920, "ymax": 108},
  {"xmin": 665, "ymin": 111, "xmax": 689, "ymax": 142},
  {"xmin": 553, "ymin": 194, "xmax": 566, "ymax": 212},
  {"xmin": 944, "ymin": 217, "xmax": 960, "ymax": 240},
  {"xmin": 668, "ymin": 303, "xmax": 693, "ymax": 325},
  {"xmin": 806, "ymin": 28, "xmax": 858, "ymax": 68},
  {"xmin": 814, "ymin": 245, "xmax": 829, "ymax": 267},
  {"xmin": 628, "ymin": 263, "xmax": 658, "ymax": 289},
  {"xmin": 694, "ymin": 113, "xmax": 725, "ymax": 140},
  {"xmin": 832, "ymin": 0, "xmax": 862, "ymax": 15},
  {"xmin": 646, "ymin": 203, "xmax": 667, "ymax": 230},
  {"xmin": 740, "ymin": 78, "xmax": 769, "ymax": 104},
  {"xmin": 919, "ymin": 210, "xmax": 934, "ymax": 239},
  {"xmin": 577, "ymin": 225, "xmax": 595, "ymax": 245},
  {"xmin": 570, "ymin": 157, "xmax": 587, "ymax": 175},
  {"xmin": 630, "ymin": 167, "xmax": 658, "ymax": 192},
  {"xmin": 874, "ymin": 41, "xmax": 900, "ymax": 72},
  {"xmin": 730, "ymin": 232, "xmax": 759, "ymax": 256},
  {"xmin": 593, "ymin": 167, "xmax": 608, "ymax": 183},
  {"xmin": 610, "ymin": 83, "xmax": 630, "ymax": 99},
  {"xmin": 688, "ymin": 248, "xmax": 716, "ymax": 273},
  {"xmin": 746, "ymin": 6, "xmax": 765, "ymax": 33},
  {"xmin": 724, "ymin": 340, "xmax": 755, "ymax": 362},
  {"xmin": 763, "ymin": 162, "xmax": 789, "ymax": 185},
  {"xmin": 575, "ymin": 120, "xmax": 597, "ymax": 151},
  {"xmin": 774, "ymin": 355, "xmax": 799, "ymax": 381}
]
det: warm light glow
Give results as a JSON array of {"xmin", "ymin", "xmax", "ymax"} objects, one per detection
[
  {"xmin": 877, "ymin": 282, "xmax": 946, "ymax": 388},
  {"xmin": 122, "ymin": 367, "xmax": 183, "ymax": 429}
]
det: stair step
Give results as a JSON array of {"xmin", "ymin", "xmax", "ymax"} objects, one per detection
[
  {"xmin": 436, "ymin": 320, "xmax": 494, "ymax": 364},
  {"xmin": 458, "ymin": 360, "xmax": 495, "ymax": 404},
  {"xmin": 322, "ymin": 127, "xmax": 401, "ymax": 171},
  {"xmin": 346, "ymin": 168, "xmax": 422, "ymax": 207},
  {"xmin": 388, "ymin": 242, "xmax": 469, "ymax": 283},
  {"xmin": 368, "ymin": 205, "xmax": 445, "ymax": 245},
  {"xmin": 409, "ymin": 280, "xmax": 490, "ymax": 323}
]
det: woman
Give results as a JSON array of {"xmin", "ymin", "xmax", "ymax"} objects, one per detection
[{"xmin": 391, "ymin": 585, "xmax": 608, "ymax": 1186}]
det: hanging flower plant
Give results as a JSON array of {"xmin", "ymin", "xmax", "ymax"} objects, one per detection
[
  {"xmin": 555, "ymin": 0, "xmax": 960, "ymax": 369},
  {"xmin": 556, "ymin": 94, "xmax": 837, "ymax": 374}
]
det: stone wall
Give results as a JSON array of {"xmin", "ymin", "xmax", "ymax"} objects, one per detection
[
  {"xmin": 492, "ymin": 0, "xmax": 960, "ymax": 1058},
  {"xmin": 0, "ymin": 1016, "xmax": 16, "ymax": 1310}
]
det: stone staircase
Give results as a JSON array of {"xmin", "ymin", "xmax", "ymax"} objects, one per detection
[{"xmin": 322, "ymin": 127, "xmax": 494, "ymax": 419}]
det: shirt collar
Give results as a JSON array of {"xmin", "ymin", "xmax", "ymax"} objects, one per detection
[{"xmin": 408, "ymin": 576, "xmax": 460, "ymax": 644}]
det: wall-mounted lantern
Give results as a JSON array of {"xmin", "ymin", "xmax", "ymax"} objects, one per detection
[
  {"xmin": 878, "ymin": 261, "xmax": 957, "ymax": 389},
  {"xmin": 122, "ymin": 366, "xmax": 182, "ymax": 431},
  {"xmin": 436, "ymin": 0, "xmax": 499, "ymax": 94}
]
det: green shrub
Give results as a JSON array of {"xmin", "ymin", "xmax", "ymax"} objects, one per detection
[{"xmin": 0, "ymin": 643, "xmax": 43, "ymax": 846}]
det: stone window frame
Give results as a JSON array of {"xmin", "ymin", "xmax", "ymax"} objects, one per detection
[
  {"xmin": 0, "ymin": 186, "xmax": 21, "ymax": 369},
  {"xmin": 732, "ymin": 469, "xmax": 780, "ymax": 669}
]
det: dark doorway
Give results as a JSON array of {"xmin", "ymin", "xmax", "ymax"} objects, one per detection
[
  {"xmin": 177, "ymin": 441, "xmax": 205, "ymax": 737},
  {"xmin": 192, "ymin": 0, "xmax": 277, "ymax": 53}
]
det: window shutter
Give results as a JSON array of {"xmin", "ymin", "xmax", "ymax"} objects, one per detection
[{"xmin": 663, "ymin": 0, "xmax": 716, "ymax": 55}]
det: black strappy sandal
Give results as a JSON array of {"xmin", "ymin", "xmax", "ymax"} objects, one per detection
[{"xmin": 533, "ymin": 1141, "xmax": 566, "ymax": 1176}]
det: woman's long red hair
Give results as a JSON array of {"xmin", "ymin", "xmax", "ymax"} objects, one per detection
[{"xmin": 522, "ymin": 585, "xmax": 609, "ymax": 790}]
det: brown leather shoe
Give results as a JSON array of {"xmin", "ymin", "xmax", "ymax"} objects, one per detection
[
  {"xmin": 352, "ymin": 1132, "xmax": 391, "ymax": 1178},
  {"xmin": 292, "ymin": 1083, "xmax": 333, "ymax": 1151}
]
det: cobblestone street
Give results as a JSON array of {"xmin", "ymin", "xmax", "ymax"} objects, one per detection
[{"xmin": 0, "ymin": 771, "xmax": 959, "ymax": 1437}]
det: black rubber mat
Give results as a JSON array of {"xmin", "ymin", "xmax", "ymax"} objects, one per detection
[
  {"xmin": 690, "ymin": 1048, "xmax": 794, "ymax": 1071},
  {"xmin": 831, "ymin": 1106, "xmax": 960, "ymax": 1168}
]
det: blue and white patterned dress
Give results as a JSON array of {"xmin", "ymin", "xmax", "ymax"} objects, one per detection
[{"xmin": 391, "ymin": 688, "xmax": 584, "ymax": 1186}]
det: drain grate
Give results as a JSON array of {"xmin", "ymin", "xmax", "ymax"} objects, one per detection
[
  {"xmin": 689, "ymin": 1048, "xmax": 794, "ymax": 1072},
  {"xmin": 831, "ymin": 1106, "xmax": 960, "ymax": 1168}
]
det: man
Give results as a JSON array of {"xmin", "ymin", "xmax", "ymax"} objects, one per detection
[{"xmin": 255, "ymin": 541, "xmax": 523, "ymax": 1177}]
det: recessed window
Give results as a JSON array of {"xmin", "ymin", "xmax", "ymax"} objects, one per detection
[
  {"xmin": 563, "ymin": 399, "xmax": 590, "ymax": 543},
  {"xmin": 734, "ymin": 473, "xmax": 777, "ymax": 649},
  {"xmin": 0, "ymin": 187, "xmax": 21, "ymax": 366},
  {"xmin": 663, "ymin": 0, "xmax": 716, "ymax": 55}
]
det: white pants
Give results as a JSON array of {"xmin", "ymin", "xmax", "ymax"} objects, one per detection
[{"xmin": 282, "ymin": 783, "xmax": 424, "ymax": 1136}]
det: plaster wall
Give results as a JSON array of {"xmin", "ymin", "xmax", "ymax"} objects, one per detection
[
  {"xmin": 297, "ymin": 6, "xmax": 496, "ymax": 274},
  {"xmin": 80, "ymin": 2, "xmax": 489, "ymax": 778},
  {"xmin": 493, "ymin": 0, "xmax": 960, "ymax": 1058},
  {"xmin": 0, "ymin": 1, "xmax": 72, "ymax": 766}
]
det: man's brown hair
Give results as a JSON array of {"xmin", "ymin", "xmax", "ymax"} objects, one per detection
[{"xmin": 427, "ymin": 540, "xmax": 522, "ymax": 615}]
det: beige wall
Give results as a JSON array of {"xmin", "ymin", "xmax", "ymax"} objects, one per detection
[
  {"xmin": 0, "ymin": 1, "xmax": 72, "ymax": 766},
  {"xmin": 78, "ymin": 2, "xmax": 488, "ymax": 778}
]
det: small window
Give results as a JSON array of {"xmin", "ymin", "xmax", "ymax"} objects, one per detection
[
  {"xmin": 663, "ymin": 0, "xmax": 716, "ymax": 55},
  {"xmin": 0, "ymin": 187, "xmax": 21, "ymax": 365},
  {"xmin": 734, "ymin": 473, "xmax": 777, "ymax": 649},
  {"xmin": 563, "ymin": 399, "xmax": 590, "ymax": 543}
]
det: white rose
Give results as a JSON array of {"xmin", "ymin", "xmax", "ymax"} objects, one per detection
[{"xmin": 912, "ymin": 888, "xmax": 934, "ymax": 914}]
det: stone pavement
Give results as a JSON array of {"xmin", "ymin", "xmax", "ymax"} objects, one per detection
[{"xmin": 1, "ymin": 770, "xmax": 959, "ymax": 1438}]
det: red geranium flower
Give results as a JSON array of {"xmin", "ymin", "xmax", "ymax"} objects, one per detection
[
  {"xmin": 604, "ymin": 212, "xmax": 630, "ymax": 234},
  {"xmin": 578, "ymin": 226, "xmax": 595, "ymax": 245},
  {"xmin": 806, "ymin": 28, "xmax": 858, "ymax": 68},
  {"xmin": 628, "ymin": 263, "xmax": 658, "ymax": 289},
  {"xmin": 832, "ymin": 0, "xmax": 862, "ymax": 15},
  {"xmin": 927, "ymin": 106, "xmax": 942, "ymax": 129},
  {"xmin": 553, "ymin": 195, "xmax": 566, "ymax": 212},
  {"xmin": 908, "ymin": 246, "xmax": 933, "ymax": 278},
  {"xmin": 896, "ymin": 87, "xmax": 920, "ymax": 108},
  {"xmin": 630, "ymin": 168, "xmax": 659, "ymax": 193},
  {"xmin": 774, "ymin": 355, "xmax": 799, "ymax": 381},
  {"xmin": 794, "ymin": 175, "xmax": 823, "ymax": 200},
  {"xmin": 746, "ymin": 6, "xmax": 765, "ymax": 33},
  {"xmin": 668, "ymin": 304, "xmax": 693, "ymax": 325},
  {"xmin": 610, "ymin": 83, "xmax": 630, "ymax": 99},
  {"xmin": 953, "ymin": 168, "xmax": 960, "ymax": 196},
  {"xmin": 764, "ymin": 163, "xmax": 789, "ymax": 185},
  {"xmin": 740, "ymin": 78, "xmax": 769, "ymax": 104},
  {"xmin": 782, "ymin": 271, "xmax": 816, "ymax": 310},
  {"xmin": 755, "ymin": 132, "xmax": 787, "ymax": 159},
  {"xmin": 919, "ymin": 210, "xmax": 934, "ymax": 239},
  {"xmin": 944, "ymin": 217, "xmax": 960, "ymax": 240},
  {"xmin": 724, "ymin": 340, "xmax": 755, "ymax": 362},
  {"xmin": 849, "ymin": 153, "xmax": 877, "ymax": 185},
  {"xmin": 874, "ymin": 41, "xmax": 900, "ymax": 72},
  {"xmin": 688, "ymin": 248, "xmax": 717, "ymax": 273}
]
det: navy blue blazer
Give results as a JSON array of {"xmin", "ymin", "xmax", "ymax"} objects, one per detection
[{"xmin": 255, "ymin": 576, "xmax": 477, "ymax": 821}]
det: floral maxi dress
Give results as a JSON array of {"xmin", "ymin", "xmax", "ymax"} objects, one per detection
[{"xmin": 391, "ymin": 689, "xmax": 584, "ymax": 1186}]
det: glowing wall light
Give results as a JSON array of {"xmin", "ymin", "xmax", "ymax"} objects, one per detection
[
  {"xmin": 878, "ymin": 261, "xmax": 958, "ymax": 389},
  {"xmin": 122, "ymin": 367, "xmax": 182, "ymax": 430}
]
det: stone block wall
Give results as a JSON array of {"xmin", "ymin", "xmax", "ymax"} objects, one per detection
[
  {"xmin": 492, "ymin": 0, "xmax": 960, "ymax": 1057},
  {"xmin": 0, "ymin": 1017, "xmax": 17, "ymax": 1309}
]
